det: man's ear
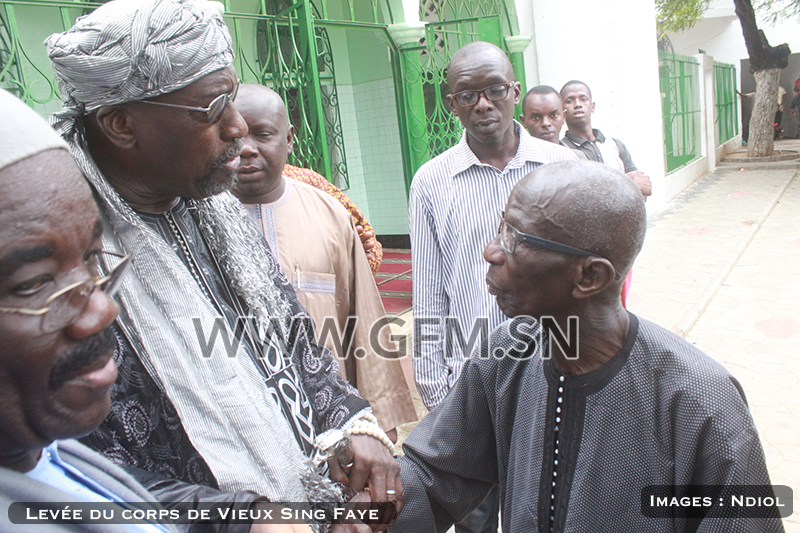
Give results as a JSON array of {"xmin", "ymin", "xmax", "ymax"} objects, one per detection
[
  {"xmin": 572, "ymin": 257, "xmax": 617, "ymax": 300},
  {"xmin": 94, "ymin": 106, "xmax": 137, "ymax": 149},
  {"xmin": 512, "ymin": 81, "xmax": 521, "ymax": 105}
]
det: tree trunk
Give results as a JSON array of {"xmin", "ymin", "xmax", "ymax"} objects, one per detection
[
  {"xmin": 733, "ymin": 0, "xmax": 790, "ymax": 157},
  {"xmin": 748, "ymin": 69, "xmax": 780, "ymax": 156}
]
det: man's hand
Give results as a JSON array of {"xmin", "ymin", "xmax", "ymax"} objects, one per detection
[
  {"xmin": 327, "ymin": 435, "xmax": 403, "ymax": 514},
  {"xmin": 356, "ymin": 225, "xmax": 376, "ymax": 259},
  {"xmin": 628, "ymin": 171, "xmax": 652, "ymax": 200}
]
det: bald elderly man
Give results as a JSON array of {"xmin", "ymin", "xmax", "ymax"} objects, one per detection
[
  {"xmin": 45, "ymin": 0, "xmax": 398, "ymax": 515},
  {"xmin": 409, "ymin": 41, "xmax": 574, "ymax": 533},
  {"xmin": 231, "ymin": 84, "xmax": 416, "ymax": 439},
  {"xmin": 393, "ymin": 161, "xmax": 781, "ymax": 533}
]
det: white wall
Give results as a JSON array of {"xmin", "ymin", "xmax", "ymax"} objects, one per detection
[{"xmin": 530, "ymin": 0, "xmax": 668, "ymax": 211}]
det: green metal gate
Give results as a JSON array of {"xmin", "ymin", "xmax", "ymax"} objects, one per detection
[
  {"xmin": 225, "ymin": 0, "xmax": 350, "ymax": 187},
  {"xmin": 713, "ymin": 61, "xmax": 738, "ymax": 145},
  {"xmin": 390, "ymin": 0, "xmax": 518, "ymax": 192},
  {"xmin": 0, "ymin": 0, "xmax": 88, "ymax": 112},
  {"xmin": 659, "ymin": 51, "xmax": 701, "ymax": 174}
]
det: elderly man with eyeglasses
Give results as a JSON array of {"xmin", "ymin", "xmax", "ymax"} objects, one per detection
[
  {"xmin": 0, "ymin": 87, "xmax": 173, "ymax": 532},
  {"xmin": 394, "ymin": 160, "xmax": 781, "ymax": 533},
  {"xmin": 42, "ymin": 0, "xmax": 398, "ymax": 525},
  {"xmin": 408, "ymin": 40, "xmax": 574, "ymax": 533}
]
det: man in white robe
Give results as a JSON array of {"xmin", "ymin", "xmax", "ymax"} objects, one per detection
[{"xmin": 232, "ymin": 84, "xmax": 417, "ymax": 439}]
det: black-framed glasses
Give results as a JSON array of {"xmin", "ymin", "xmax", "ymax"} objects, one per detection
[
  {"xmin": 0, "ymin": 251, "xmax": 131, "ymax": 333},
  {"xmin": 497, "ymin": 213, "xmax": 622, "ymax": 281},
  {"xmin": 449, "ymin": 83, "xmax": 513, "ymax": 107},
  {"xmin": 138, "ymin": 80, "xmax": 241, "ymax": 124}
]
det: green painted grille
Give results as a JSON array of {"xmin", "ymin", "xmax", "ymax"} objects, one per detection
[
  {"xmin": 713, "ymin": 61, "xmax": 738, "ymax": 145},
  {"xmin": 1, "ymin": 0, "xmax": 523, "ymax": 198},
  {"xmin": 0, "ymin": 0, "xmax": 96, "ymax": 112},
  {"xmin": 659, "ymin": 51, "xmax": 701, "ymax": 174}
]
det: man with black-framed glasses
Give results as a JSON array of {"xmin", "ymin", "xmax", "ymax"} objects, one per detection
[
  {"xmin": 394, "ymin": 160, "xmax": 780, "ymax": 533},
  {"xmin": 409, "ymin": 40, "xmax": 574, "ymax": 533}
]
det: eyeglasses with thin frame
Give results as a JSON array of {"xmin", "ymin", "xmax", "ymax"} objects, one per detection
[
  {"xmin": 497, "ymin": 213, "xmax": 622, "ymax": 281},
  {"xmin": 138, "ymin": 80, "xmax": 241, "ymax": 124},
  {"xmin": 449, "ymin": 83, "xmax": 514, "ymax": 107},
  {"xmin": 0, "ymin": 251, "xmax": 131, "ymax": 333}
]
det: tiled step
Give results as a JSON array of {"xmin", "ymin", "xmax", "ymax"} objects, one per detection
[{"xmin": 376, "ymin": 248, "xmax": 412, "ymax": 315}]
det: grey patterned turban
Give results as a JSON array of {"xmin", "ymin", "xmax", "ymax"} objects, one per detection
[{"xmin": 46, "ymin": 0, "xmax": 233, "ymax": 138}]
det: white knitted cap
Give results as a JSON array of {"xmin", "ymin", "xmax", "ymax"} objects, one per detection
[{"xmin": 0, "ymin": 89, "xmax": 68, "ymax": 171}]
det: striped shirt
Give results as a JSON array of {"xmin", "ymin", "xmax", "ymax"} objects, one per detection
[{"xmin": 410, "ymin": 122, "xmax": 576, "ymax": 409}]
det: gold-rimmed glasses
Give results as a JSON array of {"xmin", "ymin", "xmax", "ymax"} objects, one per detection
[{"xmin": 0, "ymin": 251, "xmax": 131, "ymax": 333}]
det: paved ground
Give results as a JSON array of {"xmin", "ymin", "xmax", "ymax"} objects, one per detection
[
  {"xmin": 393, "ymin": 140, "xmax": 800, "ymax": 530},
  {"xmin": 629, "ymin": 142, "xmax": 800, "ymax": 531}
]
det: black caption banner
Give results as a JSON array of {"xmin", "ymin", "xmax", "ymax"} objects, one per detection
[
  {"xmin": 641, "ymin": 485, "xmax": 793, "ymax": 519},
  {"xmin": 8, "ymin": 501, "xmax": 397, "ymax": 526}
]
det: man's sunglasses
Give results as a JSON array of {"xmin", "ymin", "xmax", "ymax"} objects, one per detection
[{"xmin": 138, "ymin": 80, "xmax": 240, "ymax": 124}]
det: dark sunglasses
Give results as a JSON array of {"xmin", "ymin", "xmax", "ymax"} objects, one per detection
[{"xmin": 138, "ymin": 80, "xmax": 240, "ymax": 124}]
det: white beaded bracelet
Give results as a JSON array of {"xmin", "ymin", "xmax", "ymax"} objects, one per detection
[
  {"xmin": 347, "ymin": 418, "xmax": 395, "ymax": 453},
  {"xmin": 340, "ymin": 408, "xmax": 373, "ymax": 433},
  {"xmin": 360, "ymin": 412, "xmax": 379, "ymax": 425}
]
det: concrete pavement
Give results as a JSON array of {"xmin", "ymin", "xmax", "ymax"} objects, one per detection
[{"xmin": 628, "ymin": 141, "xmax": 800, "ymax": 531}]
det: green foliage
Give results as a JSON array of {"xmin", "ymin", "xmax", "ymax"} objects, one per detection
[
  {"xmin": 755, "ymin": 0, "xmax": 800, "ymax": 24},
  {"xmin": 656, "ymin": 0, "xmax": 712, "ymax": 34}
]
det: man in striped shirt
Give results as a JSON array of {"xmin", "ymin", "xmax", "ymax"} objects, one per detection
[{"xmin": 408, "ymin": 41, "xmax": 574, "ymax": 533}]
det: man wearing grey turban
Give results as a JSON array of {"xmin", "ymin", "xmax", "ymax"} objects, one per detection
[{"xmin": 45, "ymin": 0, "xmax": 399, "ymax": 522}]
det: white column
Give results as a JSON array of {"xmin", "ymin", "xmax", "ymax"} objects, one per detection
[
  {"xmin": 400, "ymin": 0, "xmax": 421, "ymax": 23},
  {"xmin": 512, "ymin": 0, "xmax": 540, "ymax": 87},
  {"xmin": 698, "ymin": 54, "xmax": 718, "ymax": 171}
]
